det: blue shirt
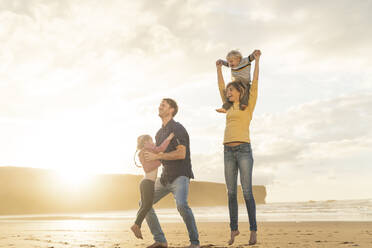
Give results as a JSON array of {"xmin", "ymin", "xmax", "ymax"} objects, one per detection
[{"xmin": 155, "ymin": 119, "xmax": 194, "ymax": 184}]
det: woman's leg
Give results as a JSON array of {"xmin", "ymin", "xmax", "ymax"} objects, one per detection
[
  {"xmin": 224, "ymin": 146, "xmax": 239, "ymax": 231},
  {"xmin": 238, "ymin": 143, "xmax": 257, "ymax": 231}
]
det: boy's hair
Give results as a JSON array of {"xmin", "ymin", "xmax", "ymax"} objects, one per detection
[
  {"xmin": 137, "ymin": 134, "xmax": 152, "ymax": 150},
  {"xmin": 226, "ymin": 50, "xmax": 243, "ymax": 60},
  {"xmin": 162, "ymin": 98, "xmax": 178, "ymax": 117}
]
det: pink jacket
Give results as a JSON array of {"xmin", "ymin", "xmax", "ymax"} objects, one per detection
[{"xmin": 138, "ymin": 138, "xmax": 171, "ymax": 173}]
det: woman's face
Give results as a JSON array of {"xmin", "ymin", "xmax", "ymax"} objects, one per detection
[{"xmin": 226, "ymin": 85, "xmax": 240, "ymax": 103}]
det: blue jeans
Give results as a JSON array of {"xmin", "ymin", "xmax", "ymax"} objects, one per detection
[
  {"xmin": 224, "ymin": 143, "xmax": 257, "ymax": 231},
  {"xmin": 144, "ymin": 176, "xmax": 200, "ymax": 245}
]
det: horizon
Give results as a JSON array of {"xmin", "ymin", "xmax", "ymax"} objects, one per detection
[
  {"xmin": 0, "ymin": 166, "xmax": 370, "ymax": 204},
  {"xmin": 1, "ymin": 0, "xmax": 371, "ymax": 203}
]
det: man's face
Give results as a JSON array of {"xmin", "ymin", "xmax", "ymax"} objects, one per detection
[{"xmin": 158, "ymin": 100, "xmax": 173, "ymax": 118}]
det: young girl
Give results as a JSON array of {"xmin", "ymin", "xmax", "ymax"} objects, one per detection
[{"xmin": 130, "ymin": 132, "xmax": 174, "ymax": 239}]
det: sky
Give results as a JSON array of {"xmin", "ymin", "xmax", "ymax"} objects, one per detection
[{"xmin": 1, "ymin": 0, "xmax": 371, "ymax": 202}]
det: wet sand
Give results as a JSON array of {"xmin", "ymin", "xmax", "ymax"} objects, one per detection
[{"xmin": 1, "ymin": 221, "xmax": 371, "ymax": 247}]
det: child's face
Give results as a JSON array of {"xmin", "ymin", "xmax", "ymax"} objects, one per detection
[
  {"xmin": 227, "ymin": 56, "xmax": 241, "ymax": 68},
  {"xmin": 144, "ymin": 138, "xmax": 154, "ymax": 146}
]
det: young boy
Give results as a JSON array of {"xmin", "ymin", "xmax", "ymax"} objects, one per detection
[{"xmin": 216, "ymin": 50, "xmax": 257, "ymax": 113}]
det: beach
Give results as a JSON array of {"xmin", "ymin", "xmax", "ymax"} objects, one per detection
[
  {"xmin": 1, "ymin": 200, "xmax": 372, "ymax": 247},
  {"xmin": 1, "ymin": 220, "xmax": 372, "ymax": 248}
]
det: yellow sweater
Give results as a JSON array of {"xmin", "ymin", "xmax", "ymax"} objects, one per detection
[{"xmin": 223, "ymin": 78, "xmax": 258, "ymax": 144}]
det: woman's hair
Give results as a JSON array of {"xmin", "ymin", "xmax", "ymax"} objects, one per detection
[
  {"xmin": 134, "ymin": 134, "xmax": 152, "ymax": 168},
  {"xmin": 226, "ymin": 77, "xmax": 250, "ymax": 110},
  {"xmin": 226, "ymin": 50, "xmax": 242, "ymax": 61}
]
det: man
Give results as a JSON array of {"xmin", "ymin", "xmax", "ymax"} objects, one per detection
[{"xmin": 144, "ymin": 98, "xmax": 200, "ymax": 248}]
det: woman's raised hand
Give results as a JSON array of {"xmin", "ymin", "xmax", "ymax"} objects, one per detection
[{"xmin": 253, "ymin": 50, "xmax": 261, "ymax": 60}]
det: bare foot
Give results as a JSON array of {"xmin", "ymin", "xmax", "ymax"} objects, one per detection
[
  {"xmin": 249, "ymin": 231, "xmax": 257, "ymax": 245},
  {"xmin": 130, "ymin": 224, "xmax": 143, "ymax": 239},
  {"xmin": 146, "ymin": 242, "xmax": 168, "ymax": 248},
  {"xmin": 228, "ymin": 230, "xmax": 240, "ymax": 245},
  {"xmin": 216, "ymin": 108, "xmax": 227, "ymax": 113}
]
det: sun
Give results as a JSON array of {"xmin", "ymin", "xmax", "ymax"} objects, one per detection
[{"xmin": 57, "ymin": 170, "xmax": 94, "ymax": 188}]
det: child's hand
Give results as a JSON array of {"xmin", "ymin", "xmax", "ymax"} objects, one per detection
[
  {"xmin": 216, "ymin": 60, "xmax": 223, "ymax": 68},
  {"xmin": 167, "ymin": 132, "xmax": 175, "ymax": 140}
]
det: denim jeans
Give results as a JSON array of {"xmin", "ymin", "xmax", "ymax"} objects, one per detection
[
  {"xmin": 144, "ymin": 176, "xmax": 200, "ymax": 245},
  {"xmin": 224, "ymin": 143, "xmax": 257, "ymax": 231}
]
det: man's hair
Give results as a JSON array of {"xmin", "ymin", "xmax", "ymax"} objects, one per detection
[
  {"xmin": 226, "ymin": 50, "xmax": 243, "ymax": 60},
  {"xmin": 162, "ymin": 98, "xmax": 178, "ymax": 117}
]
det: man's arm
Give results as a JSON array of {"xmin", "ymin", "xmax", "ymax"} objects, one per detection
[{"xmin": 144, "ymin": 145, "xmax": 186, "ymax": 161}]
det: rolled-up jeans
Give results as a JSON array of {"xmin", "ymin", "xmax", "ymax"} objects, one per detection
[
  {"xmin": 144, "ymin": 176, "xmax": 200, "ymax": 245},
  {"xmin": 224, "ymin": 142, "xmax": 257, "ymax": 231}
]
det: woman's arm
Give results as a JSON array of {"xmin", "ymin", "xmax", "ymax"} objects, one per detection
[
  {"xmin": 216, "ymin": 61, "xmax": 227, "ymax": 103},
  {"xmin": 247, "ymin": 50, "xmax": 261, "ymax": 114}
]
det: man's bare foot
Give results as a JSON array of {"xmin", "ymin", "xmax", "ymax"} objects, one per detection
[
  {"xmin": 249, "ymin": 231, "xmax": 257, "ymax": 245},
  {"xmin": 216, "ymin": 108, "xmax": 227, "ymax": 113},
  {"xmin": 228, "ymin": 230, "xmax": 240, "ymax": 245},
  {"xmin": 130, "ymin": 224, "xmax": 143, "ymax": 239},
  {"xmin": 146, "ymin": 242, "xmax": 168, "ymax": 248}
]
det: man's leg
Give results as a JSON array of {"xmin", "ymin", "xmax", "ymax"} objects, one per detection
[
  {"xmin": 170, "ymin": 176, "xmax": 200, "ymax": 246},
  {"xmin": 145, "ymin": 178, "xmax": 170, "ymax": 244}
]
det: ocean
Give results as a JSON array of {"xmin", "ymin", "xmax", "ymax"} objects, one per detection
[{"xmin": 1, "ymin": 199, "xmax": 372, "ymax": 223}]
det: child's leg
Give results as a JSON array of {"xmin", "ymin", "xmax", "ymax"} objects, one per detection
[{"xmin": 135, "ymin": 179, "xmax": 155, "ymax": 227}]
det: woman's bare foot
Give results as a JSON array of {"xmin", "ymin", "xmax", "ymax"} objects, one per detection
[
  {"xmin": 249, "ymin": 231, "xmax": 257, "ymax": 245},
  {"xmin": 228, "ymin": 230, "xmax": 240, "ymax": 245},
  {"xmin": 130, "ymin": 224, "xmax": 143, "ymax": 239},
  {"xmin": 216, "ymin": 108, "xmax": 227, "ymax": 113}
]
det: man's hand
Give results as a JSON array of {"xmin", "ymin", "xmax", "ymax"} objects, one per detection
[{"xmin": 144, "ymin": 151, "xmax": 161, "ymax": 161}]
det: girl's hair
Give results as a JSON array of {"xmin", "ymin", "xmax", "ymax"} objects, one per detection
[
  {"xmin": 134, "ymin": 134, "xmax": 152, "ymax": 168},
  {"xmin": 226, "ymin": 50, "xmax": 243, "ymax": 60}
]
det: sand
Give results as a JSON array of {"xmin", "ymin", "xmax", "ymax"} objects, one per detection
[{"xmin": 0, "ymin": 221, "xmax": 371, "ymax": 248}]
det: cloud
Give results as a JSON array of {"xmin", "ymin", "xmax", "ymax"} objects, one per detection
[
  {"xmin": 188, "ymin": 92, "xmax": 372, "ymax": 200},
  {"xmin": 1, "ymin": 0, "xmax": 372, "ymax": 201}
]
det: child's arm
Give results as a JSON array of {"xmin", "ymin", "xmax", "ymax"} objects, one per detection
[
  {"xmin": 153, "ymin": 133, "xmax": 174, "ymax": 153},
  {"xmin": 217, "ymin": 59, "xmax": 229, "ymax": 67},
  {"xmin": 248, "ymin": 50, "xmax": 259, "ymax": 62}
]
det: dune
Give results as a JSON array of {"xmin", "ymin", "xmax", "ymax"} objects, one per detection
[{"xmin": 0, "ymin": 166, "xmax": 266, "ymax": 215}]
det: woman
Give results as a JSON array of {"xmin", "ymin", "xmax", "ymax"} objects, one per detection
[{"xmin": 216, "ymin": 50, "xmax": 261, "ymax": 245}]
